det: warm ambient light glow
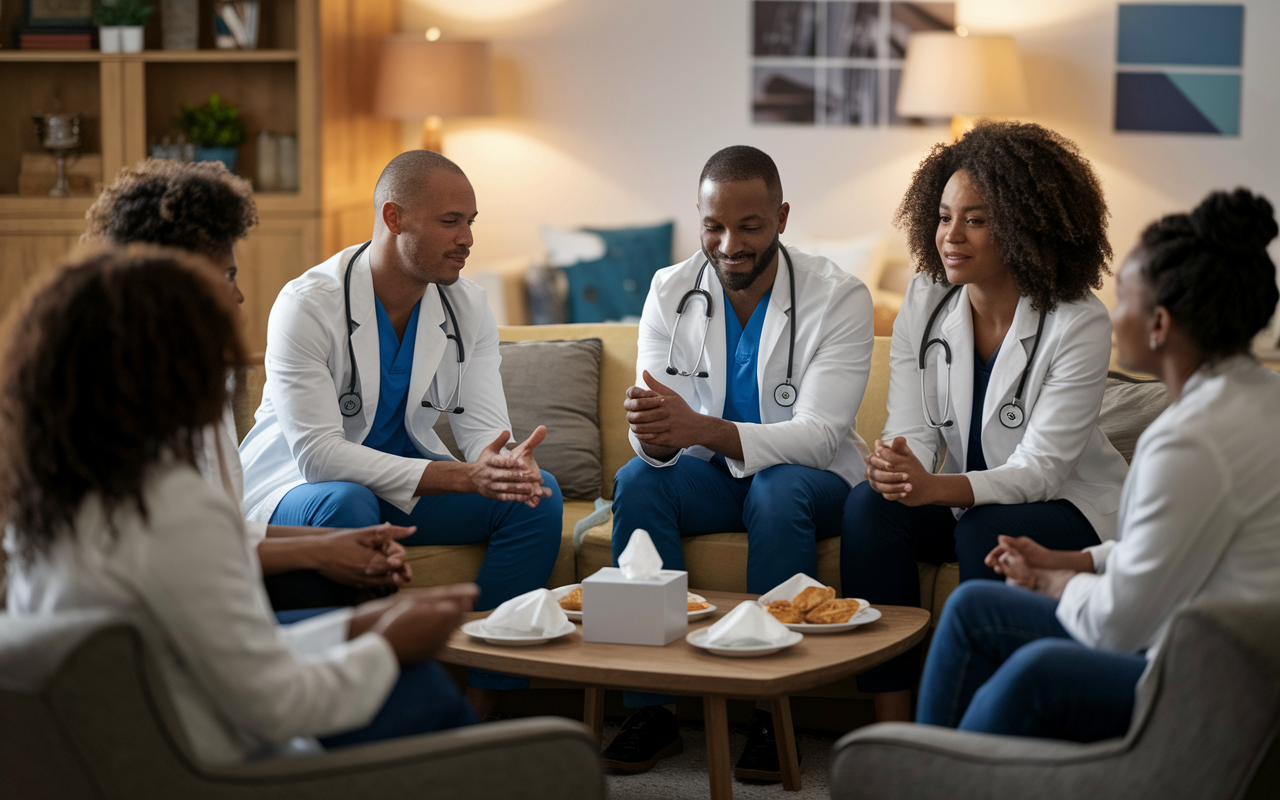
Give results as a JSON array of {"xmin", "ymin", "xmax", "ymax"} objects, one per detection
[
  {"xmin": 376, "ymin": 36, "xmax": 494, "ymax": 152},
  {"xmin": 956, "ymin": 26, "xmax": 969, "ymax": 37},
  {"xmin": 896, "ymin": 32, "xmax": 1029, "ymax": 140},
  {"xmin": 410, "ymin": 0, "xmax": 568, "ymax": 23},
  {"xmin": 425, "ymin": 26, "xmax": 441, "ymax": 41}
]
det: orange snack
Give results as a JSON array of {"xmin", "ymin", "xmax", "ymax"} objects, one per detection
[
  {"xmin": 792, "ymin": 585, "xmax": 836, "ymax": 613},
  {"xmin": 803, "ymin": 598, "xmax": 866, "ymax": 624},
  {"xmin": 766, "ymin": 600, "xmax": 805, "ymax": 624},
  {"xmin": 687, "ymin": 601, "xmax": 710, "ymax": 612},
  {"xmin": 558, "ymin": 587, "xmax": 583, "ymax": 612}
]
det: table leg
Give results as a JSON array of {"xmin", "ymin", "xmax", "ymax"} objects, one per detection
[
  {"xmin": 583, "ymin": 687, "xmax": 605, "ymax": 745},
  {"xmin": 703, "ymin": 695, "xmax": 733, "ymax": 800},
  {"xmin": 770, "ymin": 696, "xmax": 802, "ymax": 791}
]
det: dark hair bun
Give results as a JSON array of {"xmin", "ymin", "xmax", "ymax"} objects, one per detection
[{"xmin": 1191, "ymin": 188, "xmax": 1279, "ymax": 254}]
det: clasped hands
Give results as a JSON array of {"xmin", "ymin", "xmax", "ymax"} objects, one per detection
[
  {"xmin": 985, "ymin": 535, "xmax": 1091, "ymax": 600},
  {"xmin": 624, "ymin": 370, "xmax": 710, "ymax": 459},
  {"xmin": 865, "ymin": 437, "xmax": 936, "ymax": 506},
  {"xmin": 351, "ymin": 583, "xmax": 480, "ymax": 664},
  {"xmin": 471, "ymin": 425, "xmax": 553, "ymax": 507},
  {"xmin": 315, "ymin": 523, "xmax": 414, "ymax": 588}
]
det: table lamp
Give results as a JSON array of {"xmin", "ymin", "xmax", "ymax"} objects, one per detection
[
  {"xmin": 375, "ymin": 33, "xmax": 494, "ymax": 153},
  {"xmin": 895, "ymin": 32, "xmax": 1029, "ymax": 141}
]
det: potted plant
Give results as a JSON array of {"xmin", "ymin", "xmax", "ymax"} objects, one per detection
[
  {"xmin": 175, "ymin": 94, "xmax": 247, "ymax": 173},
  {"xmin": 94, "ymin": 0, "xmax": 153, "ymax": 53}
]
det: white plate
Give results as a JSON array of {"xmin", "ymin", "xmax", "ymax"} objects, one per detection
[
  {"xmin": 686, "ymin": 628, "xmax": 804, "ymax": 657},
  {"xmin": 551, "ymin": 585, "xmax": 716, "ymax": 622},
  {"xmin": 756, "ymin": 597, "xmax": 882, "ymax": 633},
  {"xmin": 461, "ymin": 618, "xmax": 576, "ymax": 646}
]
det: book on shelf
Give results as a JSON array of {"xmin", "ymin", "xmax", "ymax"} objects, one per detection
[
  {"xmin": 12, "ymin": 25, "xmax": 95, "ymax": 50},
  {"xmin": 214, "ymin": 2, "xmax": 260, "ymax": 49}
]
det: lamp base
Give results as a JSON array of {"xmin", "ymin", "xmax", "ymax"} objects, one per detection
[{"xmin": 420, "ymin": 115, "xmax": 444, "ymax": 153}]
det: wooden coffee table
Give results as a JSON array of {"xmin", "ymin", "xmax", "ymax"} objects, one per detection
[{"xmin": 437, "ymin": 590, "xmax": 930, "ymax": 800}]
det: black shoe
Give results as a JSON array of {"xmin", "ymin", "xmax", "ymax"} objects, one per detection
[
  {"xmin": 601, "ymin": 706, "xmax": 683, "ymax": 774},
  {"xmin": 734, "ymin": 710, "xmax": 801, "ymax": 782}
]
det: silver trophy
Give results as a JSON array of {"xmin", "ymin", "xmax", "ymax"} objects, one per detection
[{"xmin": 32, "ymin": 113, "xmax": 82, "ymax": 197}]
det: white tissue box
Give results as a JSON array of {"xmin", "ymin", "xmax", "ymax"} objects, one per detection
[{"xmin": 581, "ymin": 567, "xmax": 688, "ymax": 646}]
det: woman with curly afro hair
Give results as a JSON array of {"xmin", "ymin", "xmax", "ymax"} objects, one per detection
[
  {"xmin": 840, "ymin": 121, "xmax": 1130, "ymax": 722},
  {"xmin": 85, "ymin": 159, "xmax": 418, "ymax": 614}
]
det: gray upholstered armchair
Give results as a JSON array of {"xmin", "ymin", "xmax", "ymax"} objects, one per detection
[
  {"xmin": 829, "ymin": 600, "xmax": 1280, "ymax": 800},
  {"xmin": 0, "ymin": 610, "xmax": 606, "ymax": 800}
]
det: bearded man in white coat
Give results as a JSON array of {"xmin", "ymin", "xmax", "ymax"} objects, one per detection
[
  {"xmin": 601, "ymin": 146, "xmax": 875, "ymax": 778},
  {"xmin": 239, "ymin": 151, "xmax": 562, "ymax": 716}
]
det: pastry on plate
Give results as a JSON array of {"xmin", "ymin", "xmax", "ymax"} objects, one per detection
[
  {"xmin": 687, "ymin": 593, "xmax": 709, "ymax": 612},
  {"xmin": 804, "ymin": 598, "xmax": 866, "ymax": 624},
  {"xmin": 558, "ymin": 587, "xmax": 583, "ymax": 611},
  {"xmin": 792, "ymin": 585, "xmax": 836, "ymax": 613},
  {"xmin": 766, "ymin": 599, "xmax": 805, "ymax": 624}
]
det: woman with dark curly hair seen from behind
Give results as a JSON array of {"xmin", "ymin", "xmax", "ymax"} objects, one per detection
[
  {"xmin": 3, "ymin": 249, "xmax": 481, "ymax": 762},
  {"xmin": 914, "ymin": 188, "xmax": 1280, "ymax": 741},
  {"xmin": 841, "ymin": 121, "xmax": 1130, "ymax": 722},
  {"xmin": 85, "ymin": 159, "xmax": 416, "ymax": 613}
]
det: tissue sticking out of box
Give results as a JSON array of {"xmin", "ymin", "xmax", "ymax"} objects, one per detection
[{"xmin": 618, "ymin": 529, "xmax": 663, "ymax": 580}]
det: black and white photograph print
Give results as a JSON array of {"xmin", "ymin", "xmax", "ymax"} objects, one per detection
[
  {"xmin": 827, "ymin": 2, "xmax": 881, "ymax": 59},
  {"xmin": 888, "ymin": 2, "xmax": 956, "ymax": 58},
  {"xmin": 753, "ymin": 66, "xmax": 818, "ymax": 123},
  {"xmin": 754, "ymin": 2, "xmax": 818, "ymax": 57},
  {"xmin": 825, "ymin": 68, "xmax": 880, "ymax": 125}
]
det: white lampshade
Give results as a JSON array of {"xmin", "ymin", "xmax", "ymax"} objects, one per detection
[
  {"xmin": 896, "ymin": 33, "xmax": 1028, "ymax": 118},
  {"xmin": 375, "ymin": 37, "xmax": 494, "ymax": 120}
]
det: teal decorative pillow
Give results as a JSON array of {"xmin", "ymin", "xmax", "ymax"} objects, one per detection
[{"xmin": 562, "ymin": 222, "xmax": 674, "ymax": 323}]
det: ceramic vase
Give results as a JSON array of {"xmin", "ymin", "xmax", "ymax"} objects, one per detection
[
  {"xmin": 120, "ymin": 26, "xmax": 144, "ymax": 53},
  {"xmin": 99, "ymin": 26, "xmax": 122, "ymax": 53},
  {"xmin": 194, "ymin": 146, "xmax": 239, "ymax": 174}
]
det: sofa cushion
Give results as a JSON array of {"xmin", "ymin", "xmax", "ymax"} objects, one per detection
[
  {"xmin": 1099, "ymin": 372, "xmax": 1171, "ymax": 463},
  {"xmin": 434, "ymin": 339, "xmax": 604, "ymax": 501}
]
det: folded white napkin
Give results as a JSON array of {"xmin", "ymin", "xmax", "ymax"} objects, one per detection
[
  {"xmin": 618, "ymin": 529, "xmax": 663, "ymax": 580},
  {"xmin": 482, "ymin": 588, "xmax": 570, "ymax": 637},
  {"xmin": 757, "ymin": 573, "xmax": 827, "ymax": 606},
  {"xmin": 703, "ymin": 601, "xmax": 794, "ymax": 648}
]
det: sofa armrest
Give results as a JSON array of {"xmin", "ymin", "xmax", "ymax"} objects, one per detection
[{"xmin": 204, "ymin": 717, "xmax": 606, "ymax": 800}]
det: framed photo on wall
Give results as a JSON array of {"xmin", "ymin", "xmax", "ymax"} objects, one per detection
[{"xmin": 24, "ymin": 0, "xmax": 94, "ymax": 28}]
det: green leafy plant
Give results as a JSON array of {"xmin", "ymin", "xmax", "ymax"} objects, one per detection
[
  {"xmin": 174, "ymin": 94, "xmax": 247, "ymax": 148},
  {"xmin": 93, "ymin": 0, "xmax": 155, "ymax": 26}
]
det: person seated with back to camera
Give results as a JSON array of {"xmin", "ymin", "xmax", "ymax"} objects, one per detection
[
  {"xmin": 915, "ymin": 188, "xmax": 1280, "ymax": 741},
  {"xmin": 3, "ymin": 248, "xmax": 484, "ymax": 762},
  {"xmin": 605, "ymin": 145, "xmax": 875, "ymax": 780},
  {"xmin": 81, "ymin": 159, "xmax": 415, "ymax": 614},
  {"xmin": 237, "ymin": 151, "xmax": 564, "ymax": 718},
  {"xmin": 840, "ymin": 121, "xmax": 1131, "ymax": 724}
]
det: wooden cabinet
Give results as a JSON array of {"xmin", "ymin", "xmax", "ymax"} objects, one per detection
[{"xmin": 0, "ymin": 0, "xmax": 400, "ymax": 355}]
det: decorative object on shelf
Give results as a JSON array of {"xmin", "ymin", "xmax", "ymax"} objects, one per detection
[
  {"xmin": 175, "ymin": 93, "xmax": 247, "ymax": 173},
  {"xmin": 277, "ymin": 133, "xmax": 298, "ymax": 191},
  {"xmin": 214, "ymin": 1, "xmax": 259, "ymax": 49},
  {"xmin": 375, "ymin": 32, "xmax": 494, "ymax": 153},
  {"xmin": 161, "ymin": 0, "xmax": 198, "ymax": 50},
  {"xmin": 31, "ymin": 112, "xmax": 82, "ymax": 197},
  {"xmin": 148, "ymin": 134, "xmax": 194, "ymax": 161},
  {"xmin": 256, "ymin": 130, "xmax": 279, "ymax": 191},
  {"xmin": 93, "ymin": 0, "xmax": 152, "ymax": 53},
  {"xmin": 896, "ymin": 32, "xmax": 1028, "ymax": 141},
  {"xmin": 18, "ymin": 152, "xmax": 102, "ymax": 196},
  {"xmin": 24, "ymin": 0, "xmax": 94, "ymax": 27}
]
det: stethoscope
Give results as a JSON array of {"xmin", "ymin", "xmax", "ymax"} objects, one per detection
[
  {"xmin": 666, "ymin": 244, "xmax": 799, "ymax": 408},
  {"xmin": 918, "ymin": 285, "xmax": 1046, "ymax": 430},
  {"xmin": 338, "ymin": 241, "xmax": 466, "ymax": 418}
]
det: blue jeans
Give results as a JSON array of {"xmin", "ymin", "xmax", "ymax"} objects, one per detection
[
  {"xmin": 612, "ymin": 456, "xmax": 850, "ymax": 708},
  {"xmin": 917, "ymin": 582, "xmax": 1147, "ymax": 741},
  {"xmin": 275, "ymin": 608, "xmax": 478, "ymax": 747},
  {"xmin": 271, "ymin": 472, "xmax": 564, "ymax": 691},
  {"xmin": 840, "ymin": 482, "xmax": 1102, "ymax": 693}
]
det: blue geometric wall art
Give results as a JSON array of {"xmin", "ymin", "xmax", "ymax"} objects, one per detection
[{"xmin": 1114, "ymin": 4, "xmax": 1243, "ymax": 136}]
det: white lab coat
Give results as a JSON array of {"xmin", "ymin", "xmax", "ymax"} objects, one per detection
[
  {"xmin": 239, "ymin": 243, "xmax": 513, "ymax": 523},
  {"xmin": 632, "ymin": 245, "xmax": 875, "ymax": 486},
  {"xmin": 1057, "ymin": 356, "xmax": 1280, "ymax": 659},
  {"xmin": 884, "ymin": 273, "xmax": 1129, "ymax": 539}
]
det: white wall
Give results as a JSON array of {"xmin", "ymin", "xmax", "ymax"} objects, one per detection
[{"xmin": 402, "ymin": 0, "xmax": 1280, "ymax": 307}]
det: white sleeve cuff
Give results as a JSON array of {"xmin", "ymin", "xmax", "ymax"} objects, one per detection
[
  {"xmin": 1085, "ymin": 541, "xmax": 1116, "ymax": 574},
  {"xmin": 276, "ymin": 608, "xmax": 355, "ymax": 658},
  {"xmin": 244, "ymin": 520, "xmax": 270, "ymax": 548},
  {"xmin": 1055, "ymin": 571, "xmax": 1102, "ymax": 639}
]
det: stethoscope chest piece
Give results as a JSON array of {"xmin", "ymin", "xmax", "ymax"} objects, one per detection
[
  {"xmin": 999, "ymin": 402, "xmax": 1024, "ymax": 429},
  {"xmin": 339, "ymin": 391, "xmax": 362, "ymax": 418},
  {"xmin": 774, "ymin": 382, "xmax": 797, "ymax": 407}
]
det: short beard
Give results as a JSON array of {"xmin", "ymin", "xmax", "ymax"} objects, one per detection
[{"xmin": 709, "ymin": 236, "xmax": 779, "ymax": 292}]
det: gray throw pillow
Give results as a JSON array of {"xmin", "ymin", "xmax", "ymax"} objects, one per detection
[
  {"xmin": 1098, "ymin": 372, "xmax": 1171, "ymax": 464},
  {"xmin": 433, "ymin": 338, "xmax": 604, "ymax": 500}
]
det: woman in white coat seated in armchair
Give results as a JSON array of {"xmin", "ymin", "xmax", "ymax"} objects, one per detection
[
  {"xmin": 840, "ymin": 121, "xmax": 1130, "ymax": 722},
  {"xmin": 916, "ymin": 188, "xmax": 1280, "ymax": 741},
  {"xmin": 2, "ymin": 249, "xmax": 481, "ymax": 763}
]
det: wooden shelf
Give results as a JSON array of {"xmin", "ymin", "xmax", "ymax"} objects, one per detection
[
  {"xmin": 0, "ymin": 49, "xmax": 298, "ymax": 63},
  {"xmin": 0, "ymin": 195, "xmax": 95, "ymax": 217}
]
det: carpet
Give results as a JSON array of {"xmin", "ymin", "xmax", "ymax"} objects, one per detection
[{"xmin": 603, "ymin": 720, "xmax": 839, "ymax": 800}]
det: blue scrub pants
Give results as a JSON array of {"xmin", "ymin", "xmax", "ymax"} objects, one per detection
[
  {"xmin": 840, "ymin": 482, "xmax": 1101, "ymax": 693},
  {"xmin": 271, "ymin": 471, "xmax": 564, "ymax": 691},
  {"xmin": 612, "ymin": 456, "xmax": 850, "ymax": 708},
  {"xmin": 917, "ymin": 581, "xmax": 1147, "ymax": 741},
  {"xmin": 276, "ymin": 609, "xmax": 478, "ymax": 747}
]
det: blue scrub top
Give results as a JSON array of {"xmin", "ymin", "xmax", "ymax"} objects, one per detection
[
  {"xmin": 721, "ymin": 287, "xmax": 772, "ymax": 426},
  {"xmin": 362, "ymin": 296, "xmax": 423, "ymax": 457},
  {"xmin": 967, "ymin": 344, "xmax": 1001, "ymax": 473}
]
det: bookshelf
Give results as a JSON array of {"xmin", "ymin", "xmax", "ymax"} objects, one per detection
[{"xmin": 0, "ymin": 0, "xmax": 401, "ymax": 354}]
